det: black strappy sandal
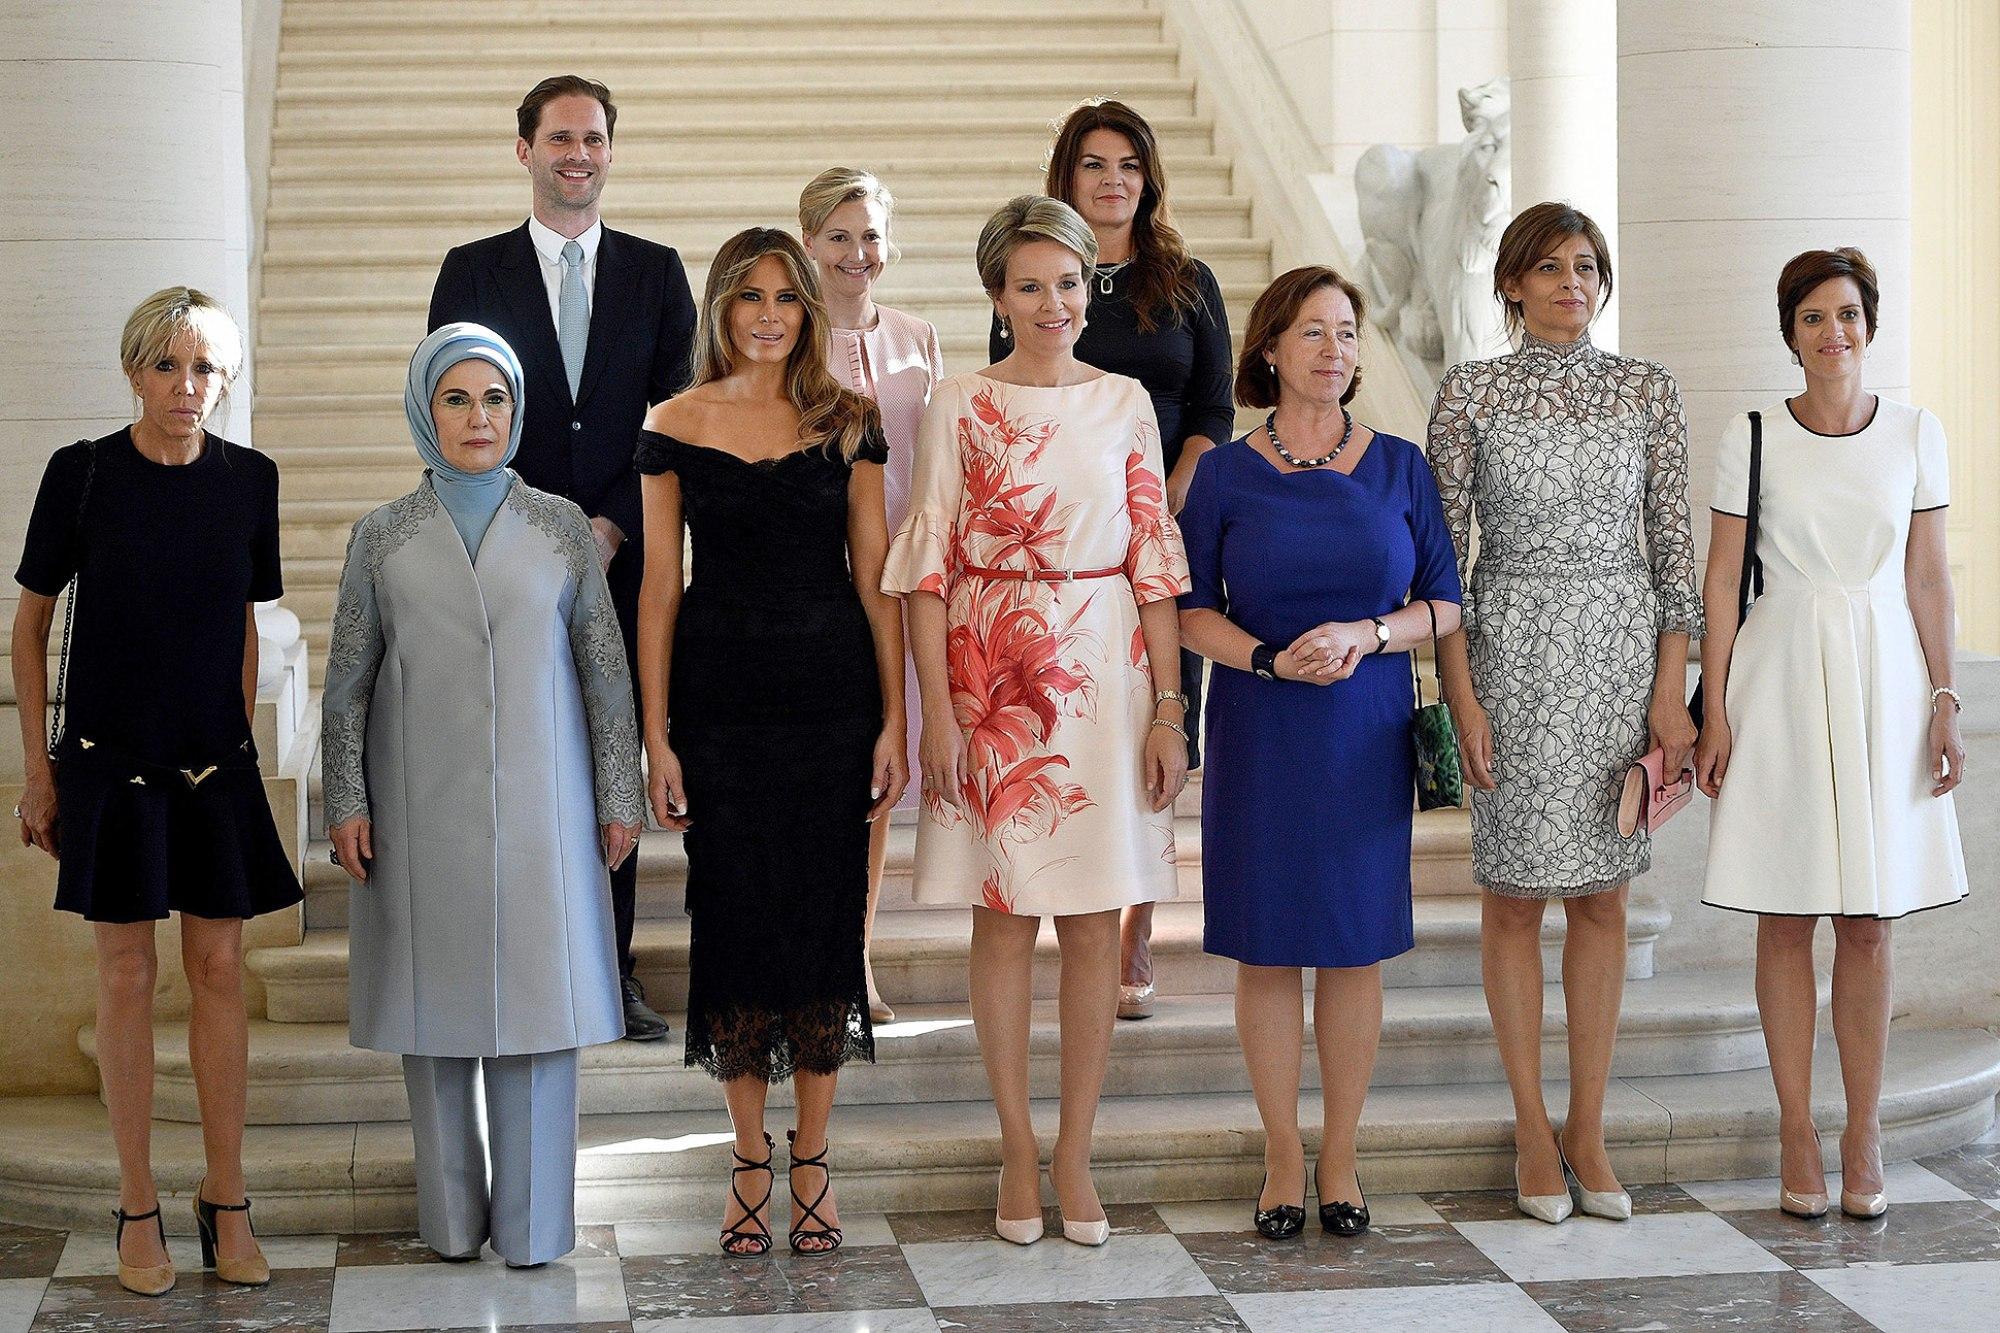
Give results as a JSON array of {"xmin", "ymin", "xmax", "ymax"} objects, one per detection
[
  {"xmin": 786, "ymin": 1129, "xmax": 844, "ymax": 1254},
  {"xmin": 720, "ymin": 1133, "xmax": 775, "ymax": 1256}
]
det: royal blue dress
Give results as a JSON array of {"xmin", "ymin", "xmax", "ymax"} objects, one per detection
[{"xmin": 1179, "ymin": 431, "xmax": 1461, "ymax": 968}]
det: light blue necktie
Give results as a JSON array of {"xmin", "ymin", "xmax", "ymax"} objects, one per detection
[{"xmin": 558, "ymin": 238, "xmax": 588, "ymax": 400}]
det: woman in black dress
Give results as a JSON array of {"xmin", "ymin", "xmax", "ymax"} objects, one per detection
[
  {"xmin": 636, "ymin": 229, "xmax": 907, "ymax": 1256},
  {"xmin": 10, "ymin": 287, "xmax": 301, "ymax": 1295},
  {"xmin": 992, "ymin": 99, "xmax": 1235, "ymax": 1018}
]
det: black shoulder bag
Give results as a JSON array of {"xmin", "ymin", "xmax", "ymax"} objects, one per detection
[
  {"xmin": 46, "ymin": 440, "xmax": 99, "ymax": 764},
  {"xmin": 1688, "ymin": 411, "xmax": 1764, "ymax": 721}
]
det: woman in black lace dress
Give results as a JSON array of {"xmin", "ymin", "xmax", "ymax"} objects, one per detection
[{"xmin": 635, "ymin": 228, "xmax": 907, "ymax": 1256}]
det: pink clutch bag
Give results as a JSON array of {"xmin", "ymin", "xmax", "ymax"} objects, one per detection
[{"xmin": 1617, "ymin": 747, "xmax": 1695, "ymax": 837}]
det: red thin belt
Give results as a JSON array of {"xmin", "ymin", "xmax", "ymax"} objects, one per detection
[{"xmin": 961, "ymin": 564, "xmax": 1125, "ymax": 583}]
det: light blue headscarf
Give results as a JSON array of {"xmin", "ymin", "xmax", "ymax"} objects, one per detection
[{"xmin": 405, "ymin": 322, "xmax": 526, "ymax": 558}]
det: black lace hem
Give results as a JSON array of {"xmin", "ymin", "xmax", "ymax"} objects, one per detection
[{"xmin": 683, "ymin": 998, "xmax": 875, "ymax": 1084}]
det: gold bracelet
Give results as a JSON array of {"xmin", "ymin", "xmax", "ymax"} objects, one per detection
[
  {"xmin": 1155, "ymin": 689, "xmax": 1189, "ymax": 711},
  {"xmin": 1150, "ymin": 716, "xmax": 1189, "ymax": 741}
]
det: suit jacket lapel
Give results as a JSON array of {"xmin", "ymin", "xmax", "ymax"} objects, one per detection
[
  {"xmin": 574, "ymin": 226, "xmax": 635, "ymax": 410},
  {"xmin": 495, "ymin": 223, "xmax": 574, "ymax": 411}
]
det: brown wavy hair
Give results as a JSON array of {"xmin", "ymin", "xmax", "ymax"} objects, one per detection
[
  {"xmin": 689, "ymin": 228, "xmax": 879, "ymax": 461},
  {"xmin": 1235, "ymin": 266, "xmax": 1367, "ymax": 409},
  {"xmin": 1044, "ymin": 99, "xmax": 1202, "ymax": 334}
]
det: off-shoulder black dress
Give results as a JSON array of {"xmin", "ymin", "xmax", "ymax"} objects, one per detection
[{"xmin": 635, "ymin": 426, "xmax": 887, "ymax": 1081}]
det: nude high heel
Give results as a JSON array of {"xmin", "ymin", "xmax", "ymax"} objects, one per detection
[
  {"xmin": 194, "ymin": 1185, "xmax": 271, "ymax": 1287},
  {"xmin": 1514, "ymin": 1135, "xmax": 1574, "ymax": 1225},
  {"xmin": 1840, "ymin": 1131, "xmax": 1888, "ymax": 1219},
  {"xmin": 1558, "ymin": 1131, "xmax": 1631, "ymax": 1221},
  {"xmin": 113, "ymin": 1205, "xmax": 175, "ymax": 1297},
  {"xmin": 1779, "ymin": 1124, "xmax": 1830, "ymax": 1219},
  {"xmin": 994, "ymin": 1163, "xmax": 1044, "ymax": 1246}
]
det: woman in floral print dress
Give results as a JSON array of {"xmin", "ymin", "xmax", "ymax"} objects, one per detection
[{"xmin": 884, "ymin": 197, "xmax": 1190, "ymax": 1247}]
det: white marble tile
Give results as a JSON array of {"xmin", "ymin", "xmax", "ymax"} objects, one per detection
[
  {"xmin": 52, "ymin": 1230, "xmax": 337, "ymax": 1277},
  {"xmin": 1454, "ymin": 1212, "xmax": 1789, "ymax": 1284},
  {"xmin": 0, "ymin": 1279, "xmax": 45, "ymax": 1333},
  {"xmin": 617, "ymin": 1213, "xmax": 896, "ymax": 1255},
  {"xmin": 1805, "ymin": 1260, "xmax": 2000, "ymax": 1333},
  {"xmin": 634, "ymin": 1312, "xmax": 938, "ymax": 1333},
  {"xmin": 1679, "ymin": 1161, "xmax": 1975, "ymax": 1212},
  {"xmin": 328, "ymin": 1255, "xmax": 627, "ymax": 1333},
  {"xmin": 1229, "ymin": 1283, "xmax": 1562, "ymax": 1332},
  {"xmin": 1153, "ymin": 1193, "xmax": 1441, "ymax": 1235},
  {"xmin": 901, "ymin": 1232, "xmax": 1214, "ymax": 1307}
]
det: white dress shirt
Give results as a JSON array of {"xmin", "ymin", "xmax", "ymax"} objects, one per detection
[{"xmin": 525, "ymin": 215, "xmax": 601, "ymax": 332}]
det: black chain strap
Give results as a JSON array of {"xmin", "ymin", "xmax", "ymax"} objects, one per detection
[{"xmin": 47, "ymin": 440, "xmax": 97, "ymax": 761}]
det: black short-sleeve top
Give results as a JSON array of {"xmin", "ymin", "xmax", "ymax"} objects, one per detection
[{"xmin": 15, "ymin": 429, "xmax": 283, "ymax": 767}]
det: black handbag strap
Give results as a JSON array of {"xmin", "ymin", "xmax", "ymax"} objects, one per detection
[
  {"xmin": 1737, "ymin": 411, "xmax": 1765, "ymax": 620},
  {"xmin": 1410, "ymin": 598, "xmax": 1442, "ymax": 706},
  {"xmin": 47, "ymin": 439, "xmax": 98, "ymax": 760}
]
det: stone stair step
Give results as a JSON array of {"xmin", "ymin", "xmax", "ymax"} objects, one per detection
[
  {"xmin": 90, "ymin": 970, "xmax": 1811, "ymax": 1126},
  {"xmin": 5, "ymin": 1029, "xmax": 1993, "ymax": 1232},
  {"xmin": 275, "ymin": 42, "xmax": 1187, "ymax": 86},
  {"xmin": 249, "ymin": 894, "xmax": 1671, "ymax": 1024}
]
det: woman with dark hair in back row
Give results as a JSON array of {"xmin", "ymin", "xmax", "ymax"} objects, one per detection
[{"xmin": 995, "ymin": 99, "xmax": 1235, "ymax": 1021}]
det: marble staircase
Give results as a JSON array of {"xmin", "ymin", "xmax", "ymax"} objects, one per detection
[{"xmin": 1, "ymin": 0, "xmax": 1996, "ymax": 1238}]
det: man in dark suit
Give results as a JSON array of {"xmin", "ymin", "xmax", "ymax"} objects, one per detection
[{"xmin": 430, "ymin": 75, "xmax": 696, "ymax": 1041}]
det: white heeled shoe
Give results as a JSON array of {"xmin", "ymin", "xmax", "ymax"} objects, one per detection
[
  {"xmin": 1515, "ymin": 1159, "xmax": 1574, "ymax": 1225},
  {"xmin": 995, "ymin": 1212, "xmax": 1045, "ymax": 1245},
  {"xmin": 1060, "ymin": 1214, "xmax": 1110, "ymax": 1247},
  {"xmin": 1558, "ymin": 1136, "xmax": 1632, "ymax": 1221}
]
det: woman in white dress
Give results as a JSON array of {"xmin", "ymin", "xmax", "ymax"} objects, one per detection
[
  {"xmin": 1695, "ymin": 247, "xmax": 1968, "ymax": 1222},
  {"xmin": 884, "ymin": 196, "xmax": 1190, "ymax": 1247}
]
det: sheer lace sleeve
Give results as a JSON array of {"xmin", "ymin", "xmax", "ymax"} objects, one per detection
[
  {"xmin": 563, "ymin": 511, "xmax": 646, "ymax": 827},
  {"xmin": 1642, "ymin": 365, "xmax": 1705, "ymax": 638},
  {"xmin": 1425, "ymin": 363, "xmax": 1481, "ymax": 624},
  {"xmin": 321, "ymin": 516, "xmax": 386, "ymax": 829}
]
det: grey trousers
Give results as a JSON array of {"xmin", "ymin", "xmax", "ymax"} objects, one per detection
[{"xmin": 402, "ymin": 1049, "xmax": 582, "ymax": 1265}]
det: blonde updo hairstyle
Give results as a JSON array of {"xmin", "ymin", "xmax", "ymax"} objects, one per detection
[
  {"xmin": 975, "ymin": 194, "xmax": 1099, "ymax": 296},
  {"xmin": 119, "ymin": 286, "xmax": 245, "ymax": 403},
  {"xmin": 798, "ymin": 166, "xmax": 901, "ymax": 262}
]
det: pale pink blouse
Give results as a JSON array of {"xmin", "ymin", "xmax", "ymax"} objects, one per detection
[{"xmin": 828, "ymin": 304, "xmax": 945, "ymax": 812}]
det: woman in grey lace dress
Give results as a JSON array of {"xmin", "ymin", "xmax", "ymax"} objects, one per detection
[
  {"xmin": 322, "ymin": 324, "xmax": 645, "ymax": 1266},
  {"xmin": 1426, "ymin": 204, "xmax": 1703, "ymax": 1226}
]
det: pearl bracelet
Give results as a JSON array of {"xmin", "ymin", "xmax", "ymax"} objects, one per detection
[{"xmin": 1930, "ymin": 685, "xmax": 1962, "ymax": 713}]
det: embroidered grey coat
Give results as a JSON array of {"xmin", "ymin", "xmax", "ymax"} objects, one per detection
[{"xmin": 322, "ymin": 476, "xmax": 645, "ymax": 1057}]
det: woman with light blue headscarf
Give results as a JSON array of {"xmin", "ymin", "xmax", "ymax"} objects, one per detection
[{"xmin": 322, "ymin": 323, "xmax": 645, "ymax": 1267}]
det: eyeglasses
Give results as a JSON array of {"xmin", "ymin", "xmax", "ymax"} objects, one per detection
[{"xmin": 434, "ymin": 390, "xmax": 515, "ymax": 415}]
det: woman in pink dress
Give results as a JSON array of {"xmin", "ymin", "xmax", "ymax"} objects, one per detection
[
  {"xmin": 884, "ymin": 196, "xmax": 1190, "ymax": 1247},
  {"xmin": 801, "ymin": 167, "xmax": 946, "ymax": 1026}
]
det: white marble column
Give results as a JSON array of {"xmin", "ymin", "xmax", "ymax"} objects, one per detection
[
  {"xmin": 1509, "ymin": 0, "xmax": 1618, "ymax": 348},
  {"xmin": 1618, "ymin": 3, "xmax": 1913, "ymax": 534}
]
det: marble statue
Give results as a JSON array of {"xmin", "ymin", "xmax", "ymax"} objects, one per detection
[{"xmin": 1356, "ymin": 78, "xmax": 1512, "ymax": 384}]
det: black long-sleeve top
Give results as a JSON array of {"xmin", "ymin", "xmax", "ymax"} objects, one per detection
[{"xmin": 989, "ymin": 256, "xmax": 1234, "ymax": 475}]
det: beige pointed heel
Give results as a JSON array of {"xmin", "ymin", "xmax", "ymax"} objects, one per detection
[{"xmin": 113, "ymin": 1205, "xmax": 175, "ymax": 1297}]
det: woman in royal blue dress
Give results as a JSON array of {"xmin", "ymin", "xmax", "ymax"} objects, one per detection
[{"xmin": 1178, "ymin": 267, "xmax": 1461, "ymax": 1240}]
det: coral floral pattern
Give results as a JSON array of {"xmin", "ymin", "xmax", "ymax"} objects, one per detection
[{"xmin": 884, "ymin": 373, "xmax": 1190, "ymax": 917}]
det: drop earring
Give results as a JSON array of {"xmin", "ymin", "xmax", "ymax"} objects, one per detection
[{"xmin": 998, "ymin": 317, "xmax": 1011, "ymax": 341}]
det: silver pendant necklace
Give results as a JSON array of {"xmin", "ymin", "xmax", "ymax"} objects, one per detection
[
  {"xmin": 1095, "ymin": 258, "xmax": 1132, "ymax": 295},
  {"xmin": 1265, "ymin": 409, "xmax": 1352, "ymax": 469}
]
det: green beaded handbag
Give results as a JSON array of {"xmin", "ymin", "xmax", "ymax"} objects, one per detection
[{"xmin": 1411, "ymin": 599, "xmax": 1463, "ymax": 811}]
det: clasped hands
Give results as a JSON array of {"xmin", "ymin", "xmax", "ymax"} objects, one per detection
[{"xmin": 1275, "ymin": 620, "xmax": 1371, "ymax": 685}]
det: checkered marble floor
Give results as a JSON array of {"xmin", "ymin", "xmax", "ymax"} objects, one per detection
[{"xmin": 3, "ymin": 1132, "xmax": 1999, "ymax": 1331}]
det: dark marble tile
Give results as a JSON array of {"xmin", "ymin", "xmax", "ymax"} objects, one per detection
[
  {"xmin": 0, "ymin": 1223, "xmax": 66, "ymax": 1280},
  {"xmin": 1178, "ymin": 1223, "xmax": 1507, "ymax": 1293},
  {"xmin": 1918, "ymin": 1144, "xmax": 2000, "ymax": 1198},
  {"xmin": 30, "ymin": 1267, "xmax": 334, "ymax": 1332},
  {"xmin": 621, "ymin": 1246, "xmax": 927, "ymax": 1320},
  {"xmin": 888, "ymin": 1204, "xmax": 1166, "ymax": 1245},
  {"xmin": 1525, "ymin": 1270, "xmax": 1878, "ymax": 1331},
  {"xmin": 1719, "ymin": 1198, "xmax": 2000, "ymax": 1268},
  {"xmin": 933, "ymin": 1295, "xmax": 1249, "ymax": 1330},
  {"xmin": 335, "ymin": 1225, "xmax": 617, "ymax": 1267},
  {"xmin": 1421, "ymin": 1184, "xmax": 1704, "ymax": 1222},
  {"xmin": 431, "ymin": 1325, "xmax": 631, "ymax": 1332}
]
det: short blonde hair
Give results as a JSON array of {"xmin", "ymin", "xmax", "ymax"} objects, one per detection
[
  {"xmin": 119, "ymin": 286, "xmax": 245, "ymax": 387},
  {"xmin": 975, "ymin": 195, "xmax": 1098, "ymax": 294},
  {"xmin": 799, "ymin": 167, "xmax": 895, "ymax": 237}
]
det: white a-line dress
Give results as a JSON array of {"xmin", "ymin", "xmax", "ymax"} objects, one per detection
[{"xmin": 1703, "ymin": 398, "xmax": 1968, "ymax": 918}]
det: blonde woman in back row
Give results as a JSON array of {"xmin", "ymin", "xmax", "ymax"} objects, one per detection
[{"xmin": 801, "ymin": 167, "xmax": 947, "ymax": 1026}]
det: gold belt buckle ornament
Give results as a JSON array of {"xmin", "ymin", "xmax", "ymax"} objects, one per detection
[{"xmin": 182, "ymin": 765, "xmax": 218, "ymax": 789}]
